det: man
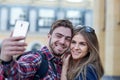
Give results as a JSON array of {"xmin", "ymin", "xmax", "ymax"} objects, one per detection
[{"xmin": 0, "ymin": 19, "xmax": 74, "ymax": 80}]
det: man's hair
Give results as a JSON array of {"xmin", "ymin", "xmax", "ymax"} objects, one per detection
[{"xmin": 49, "ymin": 19, "xmax": 74, "ymax": 36}]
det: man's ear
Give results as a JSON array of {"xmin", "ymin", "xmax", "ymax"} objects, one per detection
[{"xmin": 48, "ymin": 33, "xmax": 51, "ymax": 38}]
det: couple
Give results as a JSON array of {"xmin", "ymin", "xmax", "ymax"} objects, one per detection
[{"xmin": 0, "ymin": 19, "xmax": 104, "ymax": 80}]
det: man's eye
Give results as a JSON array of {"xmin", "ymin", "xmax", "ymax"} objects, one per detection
[
  {"xmin": 66, "ymin": 38, "xmax": 71, "ymax": 42},
  {"xmin": 56, "ymin": 34, "xmax": 62, "ymax": 38}
]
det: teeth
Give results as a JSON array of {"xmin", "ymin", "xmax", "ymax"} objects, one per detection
[{"xmin": 73, "ymin": 51, "xmax": 81, "ymax": 54}]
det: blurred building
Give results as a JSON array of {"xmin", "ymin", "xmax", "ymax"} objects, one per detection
[{"xmin": 0, "ymin": 0, "xmax": 93, "ymax": 49}]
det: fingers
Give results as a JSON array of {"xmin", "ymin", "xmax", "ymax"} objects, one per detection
[
  {"xmin": 5, "ymin": 46, "xmax": 26, "ymax": 52},
  {"xmin": 66, "ymin": 54, "xmax": 71, "ymax": 60},
  {"xmin": 0, "ymin": 37, "xmax": 27, "ymax": 61},
  {"xmin": 9, "ymin": 36, "xmax": 25, "ymax": 41},
  {"xmin": 4, "ymin": 41, "xmax": 27, "ymax": 46},
  {"xmin": 2, "ymin": 38, "xmax": 27, "ymax": 53},
  {"xmin": 10, "ymin": 31, "xmax": 13, "ymax": 37},
  {"xmin": 63, "ymin": 54, "xmax": 71, "ymax": 63},
  {"xmin": 62, "ymin": 53, "xmax": 71, "ymax": 61},
  {"xmin": 62, "ymin": 53, "xmax": 71, "ymax": 68},
  {"xmin": 5, "ymin": 50, "xmax": 26, "ymax": 56}
]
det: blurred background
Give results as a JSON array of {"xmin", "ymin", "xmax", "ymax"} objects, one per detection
[{"xmin": 0, "ymin": 0, "xmax": 120, "ymax": 80}]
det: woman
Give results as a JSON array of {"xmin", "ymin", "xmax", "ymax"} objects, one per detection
[{"xmin": 61, "ymin": 25, "xmax": 104, "ymax": 80}]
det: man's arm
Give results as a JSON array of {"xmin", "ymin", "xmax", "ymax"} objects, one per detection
[
  {"xmin": 1, "ymin": 51, "xmax": 42, "ymax": 79},
  {"xmin": 0, "ymin": 36, "xmax": 42, "ymax": 79},
  {"xmin": 0, "ymin": 64, "xmax": 4, "ymax": 80}
]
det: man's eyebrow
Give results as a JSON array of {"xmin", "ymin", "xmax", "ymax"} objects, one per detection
[{"xmin": 56, "ymin": 33, "xmax": 71, "ymax": 38}]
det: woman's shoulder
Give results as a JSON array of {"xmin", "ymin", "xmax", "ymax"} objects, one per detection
[
  {"xmin": 86, "ymin": 64, "xmax": 96, "ymax": 71},
  {"xmin": 75, "ymin": 64, "xmax": 98, "ymax": 80},
  {"xmin": 86, "ymin": 64, "xmax": 98, "ymax": 80}
]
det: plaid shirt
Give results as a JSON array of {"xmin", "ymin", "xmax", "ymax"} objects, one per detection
[
  {"xmin": 0, "ymin": 65, "xmax": 4, "ymax": 80},
  {"xmin": 0, "ymin": 46, "xmax": 62, "ymax": 80}
]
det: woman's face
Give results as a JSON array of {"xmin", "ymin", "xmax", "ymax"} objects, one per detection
[{"xmin": 70, "ymin": 33, "xmax": 89, "ymax": 61}]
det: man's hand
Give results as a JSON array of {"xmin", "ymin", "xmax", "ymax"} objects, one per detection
[{"xmin": 0, "ymin": 36, "xmax": 27, "ymax": 62}]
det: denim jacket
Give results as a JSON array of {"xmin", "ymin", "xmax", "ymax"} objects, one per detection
[{"xmin": 75, "ymin": 64, "xmax": 98, "ymax": 80}]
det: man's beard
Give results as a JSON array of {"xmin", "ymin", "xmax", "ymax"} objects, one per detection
[{"xmin": 49, "ymin": 38, "xmax": 66, "ymax": 57}]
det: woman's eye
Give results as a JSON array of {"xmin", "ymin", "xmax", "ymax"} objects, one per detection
[
  {"xmin": 71, "ymin": 41, "xmax": 76, "ymax": 44},
  {"xmin": 80, "ymin": 42, "xmax": 87, "ymax": 46}
]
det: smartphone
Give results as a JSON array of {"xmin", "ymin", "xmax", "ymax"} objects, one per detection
[{"xmin": 12, "ymin": 20, "xmax": 29, "ymax": 42}]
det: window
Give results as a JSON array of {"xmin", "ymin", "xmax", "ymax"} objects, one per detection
[
  {"xmin": 66, "ymin": 0, "xmax": 83, "ymax": 3},
  {"xmin": 38, "ymin": 8, "xmax": 55, "ymax": 28},
  {"xmin": 9, "ymin": 7, "xmax": 28, "ymax": 30},
  {"xmin": 66, "ymin": 10, "xmax": 82, "ymax": 26},
  {"xmin": 0, "ymin": 7, "xmax": 8, "ymax": 31},
  {"xmin": 41, "ymin": 0, "xmax": 55, "ymax": 1},
  {"xmin": 10, "ymin": 8, "xmax": 25, "ymax": 25}
]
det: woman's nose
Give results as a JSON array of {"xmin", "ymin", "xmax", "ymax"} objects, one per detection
[{"xmin": 74, "ymin": 44, "xmax": 79, "ymax": 50}]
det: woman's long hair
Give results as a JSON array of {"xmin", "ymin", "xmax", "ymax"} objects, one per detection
[{"xmin": 67, "ymin": 26, "xmax": 104, "ymax": 80}]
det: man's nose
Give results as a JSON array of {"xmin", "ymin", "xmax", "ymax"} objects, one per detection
[{"xmin": 59, "ymin": 37, "xmax": 65, "ymax": 44}]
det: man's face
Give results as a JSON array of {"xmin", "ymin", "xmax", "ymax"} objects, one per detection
[{"xmin": 48, "ymin": 26, "xmax": 72, "ymax": 57}]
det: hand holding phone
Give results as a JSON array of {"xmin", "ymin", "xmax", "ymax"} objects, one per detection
[{"xmin": 12, "ymin": 20, "xmax": 29, "ymax": 42}]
